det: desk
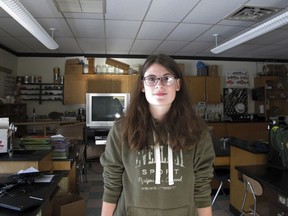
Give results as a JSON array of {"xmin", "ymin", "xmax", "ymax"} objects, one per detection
[
  {"xmin": 0, "ymin": 173, "xmax": 63, "ymax": 216},
  {"xmin": 236, "ymin": 165, "xmax": 288, "ymax": 215}
]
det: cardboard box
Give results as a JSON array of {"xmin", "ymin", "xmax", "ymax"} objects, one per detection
[
  {"xmin": 65, "ymin": 64, "xmax": 83, "ymax": 75},
  {"xmin": 208, "ymin": 65, "xmax": 218, "ymax": 76},
  {"xmin": 66, "ymin": 58, "xmax": 80, "ymax": 65},
  {"xmin": 53, "ymin": 194, "xmax": 85, "ymax": 216},
  {"xmin": 197, "ymin": 67, "xmax": 208, "ymax": 76},
  {"xmin": 106, "ymin": 58, "xmax": 130, "ymax": 74},
  {"xmin": 0, "ymin": 118, "xmax": 9, "ymax": 153},
  {"xmin": 0, "ymin": 129, "xmax": 8, "ymax": 153},
  {"xmin": 177, "ymin": 63, "xmax": 185, "ymax": 73}
]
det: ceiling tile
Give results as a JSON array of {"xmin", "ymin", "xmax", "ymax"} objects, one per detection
[
  {"xmin": 105, "ymin": 0, "xmax": 151, "ymax": 20},
  {"xmin": 106, "ymin": 20, "xmax": 141, "ymax": 39},
  {"xmin": 67, "ymin": 19, "xmax": 105, "ymax": 38},
  {"xmin": 155, "ymin": 40, "xmax": 190, "ymax": 55},
  {"xmin": 130, "ymin": 39, "xmax": 162, "ymax": 54},
  {"xmin": 146, "ymin": 0, "xmax": 199, "ymax": 22},
  {"xmin": 0, "ymin": 0, "xmax": 287, "ymax": 60},
  {"xmin": 77, "ymin": 38, "xmax": 106, "ymax": 53},
  {"xmin": 167, "ymin": 23, "xmax": 212, "ymax": 41},
  {"xmin": 106, "ymin": 39, "xmax": 134, "ymax": 53},
  {"xmin": 137, "ymin": 22, "xmax": 178, "ymax": 40}
]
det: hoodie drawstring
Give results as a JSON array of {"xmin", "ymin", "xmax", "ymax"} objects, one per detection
[
  {"xmin": 153, "ymin": 132, "xmax": 174, "ymax": 185},
  {"xmin": 168, "ymin": 144, "xmax": 174, "ymax": 185},
  {"xmin": 154, "ymin": 144, "xmax": 161, "ymax": 184}
]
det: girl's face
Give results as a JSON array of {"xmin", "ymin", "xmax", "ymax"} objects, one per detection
[{"xmin": 142, "ymin": 63, "xmax": 180, "ymax": 118}]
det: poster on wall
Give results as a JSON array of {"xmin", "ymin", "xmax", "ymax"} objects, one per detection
[
  {"xmin": 226, "ymin": 70, "xmax": 249, "ymax": 88},
  {"xmin": 223, "ymin": 88, "xmax": 248, "ymax": 115}
]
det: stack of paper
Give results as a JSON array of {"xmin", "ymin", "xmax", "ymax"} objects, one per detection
[
  {"xmin": 50, "ymin": 135, "xmax": 70, "ymax": 159},
  {"xmin": 20, "ymin": 137, "xmax": 51, "ymax": 150}
]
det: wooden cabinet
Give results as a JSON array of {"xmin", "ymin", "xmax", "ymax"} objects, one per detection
[
  {"xmin": 86, "ymin": 74, "xmax": 129, "ymax": 93},
  {"xmin": 64, "ymin": 72, "xmax": 137, "ymax": 104},
  {"xmin": 230, "ymin": 146, "xmax": 267, "ymax": 213},
  {"xmin": 207, "ymin": 122, "xmax": 269, "ymax": 141},
  {"xmin": 226, "ymin": 122, "xmax": 269, "ymax": 141},
  {"xmin": 207, "ymin": 122, "xmax": 226, "ymax": 139},
  {"xmin": 64, "ymin": 74, "xmax": 87, "ymax": 104},
  {"xmin": 254, "ymin": 76, "xmax": 288, "ymax": 121},
  {"xmin": 127, "ymin": 75, "xmax": 139, "ymax": 99},
  {"xmin": 0, "ymin": 151, "xmax": 53, "ymax": 173},
  {"xmin": 184, "ymin": 76, "xmax": 221, "ymax": 104}
]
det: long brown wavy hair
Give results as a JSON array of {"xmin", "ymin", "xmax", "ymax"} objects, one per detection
[{"xmin": 121, "ymin": 54, "xmax": 206, "ymax": 151}]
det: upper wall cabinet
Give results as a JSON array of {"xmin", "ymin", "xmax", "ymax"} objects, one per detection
[
  {"xmin": 64, "ymin": 73, "xmax": 87, "ymax": 104},
  {"xmin": 64, "ymin": 68, "xmax": 138, "ymax": 104},
  {"xmin": 254, "ymin": 76, "xmax": 288, "ymax": 120},
  {"xmin": 184, "ymin": 76, "xmax": 221, "ymax": 104},
  {"xmin": 86, "ymin": 74, "xmax": 129, "ymax": 93}
]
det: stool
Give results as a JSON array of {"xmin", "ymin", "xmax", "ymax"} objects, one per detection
[
  {"xmin": 240, "ymin": 174, "xmax": 269, "ymax": 216},
  {"xmin": 212, "ymin": 167, "xmax": 230, "ymax": 205}
]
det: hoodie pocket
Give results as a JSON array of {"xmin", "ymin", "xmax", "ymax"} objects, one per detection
[{"xmin": 127, "ymin": 205, "xmax": 189, "ymax": 216}]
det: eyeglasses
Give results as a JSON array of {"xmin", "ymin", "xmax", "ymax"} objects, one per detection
[{"xmin": 142, "ymin": 75, "xmax": 176, "ymax": 86}]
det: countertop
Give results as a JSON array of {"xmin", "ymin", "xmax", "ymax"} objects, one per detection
[
  {"xmin": 0, "ymin": 150, "xmax": 51, "ymax": 161},
  {"xmin": 0, "ymin": 172, "xmax": 63, "ymax": 216},
  {"xmin": 227, "ymin": 137, "xmax": 269, "ymax": 154},
  {"xmin": 206, "ymin": 120, "xmax": 268, "ymax": 123},
  {"xmin": 236, "ymin": 165, "xmax": 288, "ymax": 197}
]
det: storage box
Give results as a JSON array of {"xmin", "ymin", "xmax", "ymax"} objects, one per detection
[
  {"xmin": 177, "ymin": 63, "xmax": 185, "ymax": 73},
  {"xmin": 208, "ymin": 65, "xmax": 218, "ymax": 76},
  {"xmin": 65, "ymin": 64, "xmax": 83, "ymax": 75},
  {"xmin": 53, "ymin": 194, "xmax": 85, "ymax": 216},
  {"xmin": 197, "ymin": 67, "xmax": 208, "ymax": 76},
  {"xmin": 106, "ymin": 58, "xmax": 130, "ymax": 74},
  {"xmin": 0, "ymin": 129, "xmax": 8, "ymax": 153},
  {"xmin": 0, "ymin": 118, "xmax": 9, "ymax": 153},
  {"xmin": 263, "ymin": 64, "xmax": 287, "ymax": 76}
]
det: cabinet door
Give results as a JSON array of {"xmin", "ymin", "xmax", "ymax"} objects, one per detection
[
  {"xmin": 206, "ymin": 76, "xmax": 221, "ymax": 104},
  {"xmin": 184, "ymin": 76, "xmax": 205, "ymax": 104},
  {"xmin": 110, "ymin": 75, "xmax": 128, "ymax": 93},
  {"xmin": 207, "ymin": 123, "xmax": 226, "ymax": 139},
  {"xmin": 226, "ymin": 122, "xmax": 269, "ymax": 141},
  {"xmin": 254, "ymin": 76, "xmax": 279, "ymax": 88},
  {"xmin": 87, "ymin": 75, "xmax": 111, "ymax": 93},
  {"xmin": 64, "ymin": 74, "xmax": 87, "ymax": 104},
  {"xmin": 127, "ymin": 75, "xmax": 139, "ymax": 99}
]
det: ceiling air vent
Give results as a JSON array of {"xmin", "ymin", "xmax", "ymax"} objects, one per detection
[{"xmin": 227, "ymin": 6, "xmax": 280, "ymax": 21}]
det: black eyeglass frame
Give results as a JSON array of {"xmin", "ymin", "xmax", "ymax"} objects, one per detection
[{"xmin": 142, "ymin": 75, "xmax": 178, "ymax": 86}]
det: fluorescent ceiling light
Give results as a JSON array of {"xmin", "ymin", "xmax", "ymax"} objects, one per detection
[
  {"xmin": 211, "ymin": 10, "xmax": 288, "ymax": 54},
  {"xmin": 0, "ymin": 0, "xmax": 59, "ymax": 50}
]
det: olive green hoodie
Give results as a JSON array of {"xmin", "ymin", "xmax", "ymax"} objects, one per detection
[{"xmin": 100, "ymin": 121, "xmax": 215, "ymax": 216}]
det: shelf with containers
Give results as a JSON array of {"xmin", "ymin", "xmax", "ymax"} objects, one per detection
[
  {"xmin": 19, "ymin": 83, "xmax": 64, "ymax": 104},
  {"xmin": 254, "ymin": 76, "xmax": 288, "ymax": 121}
]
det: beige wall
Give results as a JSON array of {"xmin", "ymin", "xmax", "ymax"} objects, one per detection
[
  {"xmin": 1, "ymin": 49, "xmax": 288, "ymax": 119},
  {"xmin": 0, "ymin": 49, "xmax": 18, "ymax": 97}
]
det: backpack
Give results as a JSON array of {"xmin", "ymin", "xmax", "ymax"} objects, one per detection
[{"xmin": 268, "ymin": 123, "xmax": 288, "ymax": 170}]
